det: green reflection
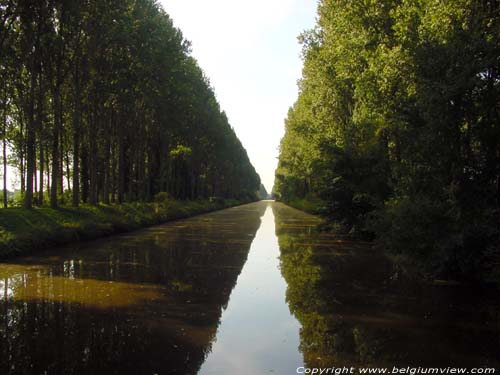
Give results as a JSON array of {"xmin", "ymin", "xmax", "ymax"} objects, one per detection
[{"xmin": 273, "ymin": 202, "xmax": 500, "ymax": 368}]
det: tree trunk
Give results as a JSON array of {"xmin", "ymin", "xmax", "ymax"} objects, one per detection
[
  {"xmin": 81, "ymin": 143, "xmax": 89, "ymax": 203},
  {"xmin": 65, "ymin": 146, "xmax": 71, "ymax": 194},
  {"xmin": 45, "ymin": 144, "xmax": 50, "ymax": 198},
  {"xmin": 19, "ymin": 119, "xmax": 25, "ymax": 196},
  {"xmin": 37, "ymin": 70, "xmax": 44, "ymax": 206},
  {"xmin": 2, "ymin": 113, "xmax": 7, "ymax": 208},
  {"xmin": 103, "ymin": 131, "xmax": 110, "ymax": 205},
  {"xmin": 24, "ymin": 70, "xmax": 36, "ymax": 209},
  {"xmin": 72, "ymin": 74, "xmax": 81, "ymax": 207},
  {"xmin": 34, "ymin": 158, "xmax": 37, "ymax": 202},
  {"xmin": 39, "ymin": 142, "xmax": 44, "ymax": 206},
  {"xmin": 118, "ymin": 132, "xmax": 125, "ymax": 203},
  {"xmin": 111, "ymin": 141, "xmax": 116, "ymax": 204},
  {"xmin": 60, "ymin": 129, "xmax": 64, "ymax": 195},
  {"xmin": 50, "ymin": 86, "xmax": 61, "ymax": 208},
  {"xmin": 88, "ymin": 109, "xmax": 97, "ymax": 205}
]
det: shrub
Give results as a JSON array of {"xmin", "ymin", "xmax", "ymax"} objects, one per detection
[{"xmin": 371, "ymin": 194, "xmax": 463, "ymax": 278}]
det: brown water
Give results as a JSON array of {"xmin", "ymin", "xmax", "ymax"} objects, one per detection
[{"xmin": 0, "ymin": 201, "xmax": 499, "ymax": 375}]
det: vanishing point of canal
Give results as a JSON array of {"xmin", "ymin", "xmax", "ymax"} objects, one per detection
[{"xmin": 0, "ymin": 201, "xmax": 499, "ymax": 374}]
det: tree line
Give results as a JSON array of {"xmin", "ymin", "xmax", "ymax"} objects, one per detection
[
  {"xmin": 0, "ymin": 0, "xmax": 260, "ymax": 209},
  {"xmin": 275, "ymin": 0, "xmax": 499, "ymax": 279}
]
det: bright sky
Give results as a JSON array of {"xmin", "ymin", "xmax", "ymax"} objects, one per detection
[{"xmin": 160, "ymin": 0, "xmax": 318, "ymax": 192}]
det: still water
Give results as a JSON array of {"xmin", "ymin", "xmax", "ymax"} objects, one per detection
[{"xmin": 0, "ymin": 201, "xmax": 499, "ymax": 374}]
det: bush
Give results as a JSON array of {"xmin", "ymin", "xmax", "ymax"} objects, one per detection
[
  {"xmin": 371, "ymin": 194, "xmax": 463, "ymax": 278},
  {"xmin": 154, "ymin": 192, "xmax": 171, "ymax": 214},
  {"xmin": 208, "ymin": 196, "xmax": 225, "ymax": 205},
  {"xmin": 154, "ymin": 192, "xmax": 171, "ymax": 204}
]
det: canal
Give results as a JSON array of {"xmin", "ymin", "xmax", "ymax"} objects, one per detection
[{"xmin": 0, "ymin": 201, "xmax": 499, "ymax": 374}]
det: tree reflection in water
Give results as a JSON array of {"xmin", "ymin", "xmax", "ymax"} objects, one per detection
[
  {"xmin": 273, "ymin": 202, "xmax": 500, "ymax": 368},
  {"xmin": 0, "ymin": 203, "xmax": 267, "ymax": 375},
  {"xmin": 1, "ymin": 201, "xmax": 499, "ymax": 374}
]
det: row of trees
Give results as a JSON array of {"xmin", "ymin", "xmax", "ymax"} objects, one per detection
[
  {"xmin": 275, "ymin": 0, "xmax": 499, "ymax": 279},
  {"xmin": 0, "ymin": 0, "xmax": 260, "ymax": 209}
]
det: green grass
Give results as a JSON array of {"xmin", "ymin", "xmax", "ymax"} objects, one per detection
[
  {"xmin": 283, "ymin": 197, "xmax": 325, "ymax": 215},
  {"xmin": 0, "ymin": 198, "xmax": 248, "ymax": 259}
]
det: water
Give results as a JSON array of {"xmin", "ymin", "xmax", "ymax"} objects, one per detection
[
  {"xmin": 199, "ymin": 206, "xmax": 302, "ymax": 375},
  {"xmin": 0, "ymin": 201, "xmax": 499, "ymax": 374}
]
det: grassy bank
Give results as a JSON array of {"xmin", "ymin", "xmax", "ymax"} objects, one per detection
[
  {"xmin": 0, "ymin": 198, "xmax": 248, "ymax": 259},
  {"xmin": 279, "ymin": 197, "xmax": 325, "ymax": 215}
]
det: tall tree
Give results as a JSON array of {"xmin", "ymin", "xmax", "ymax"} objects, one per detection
[{"xmin": 275, "ymin": 0, "xmax": 500, "ymax": 280}]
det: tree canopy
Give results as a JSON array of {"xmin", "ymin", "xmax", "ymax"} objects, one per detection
[{"xmin": 275, "ymin": 0, "xmax": 500, "ymax": 280}]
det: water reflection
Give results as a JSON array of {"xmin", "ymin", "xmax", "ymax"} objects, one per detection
[
  {"xmin": 0, "ymin": 265, "xmax": 164, "ymax": 308},
  {"xmin": 0, "ymin": 202, "xmax": 267, "ymax": 375},
  {"xmin": 273, "ymin": 202, "xmax": 500, "ymax": 368},
  {"xmin": 1, "ymin": 201, "xmax": 499, "ymax": 374},
  {"xmin": 199, "ymin": 203, "xmax": 302, "ymax": 375}
]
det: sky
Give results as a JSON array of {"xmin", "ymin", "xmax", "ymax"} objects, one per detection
[{"xmin": 160, "ymin": 0, "xmax": 318, "ymax": 192}]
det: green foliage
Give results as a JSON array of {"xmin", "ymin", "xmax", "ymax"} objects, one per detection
[
  {"xmin": 169, "ymin": 145, "xmax": 192, "ymax": 159},
  {"xmin": 256, "ymin": 184, "xmax": 269, "ymax": 200},
  {"xmin": 0, "ymin": 0, "xmax": 260, "ymax": 209},
  {"xmin": 8, "ymin": 190, "xmax": 23, "ymax": 207},
  {"xmin": 282, "ymin": 196, "xmax": 325, "ymax": 215},
  {"xmin": 370, "ymin": 195, "xmax": 464, "ymax": 277},
  {"xmin": 275, "ymin": 0, "xmax": 500, "ymax": 281},
  {"xmin": 154, "ymin": 191, "xmax": 171, "ymax": 204}
]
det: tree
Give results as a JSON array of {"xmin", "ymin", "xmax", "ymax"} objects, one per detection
[
  {"xmin": 1, "ymin": 0, "xmax": 261, "ymax": 209},
  {"xmin": 275, "ymin": 0, "xmax": 500, "ymax": 279}
]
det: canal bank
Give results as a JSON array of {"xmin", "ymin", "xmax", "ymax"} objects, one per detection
[{"xmin": 0, "ymin": 198, "xmax": 252, "ymax": 259}]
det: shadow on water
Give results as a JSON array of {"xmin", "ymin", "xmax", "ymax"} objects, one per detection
[
  {"xmin": 0, "ymin": 202, "xmax": 268, "ymax": 375},
  {"xmin": 273, "ymin": 202, "xmax": 500, "ymax": 368}
]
